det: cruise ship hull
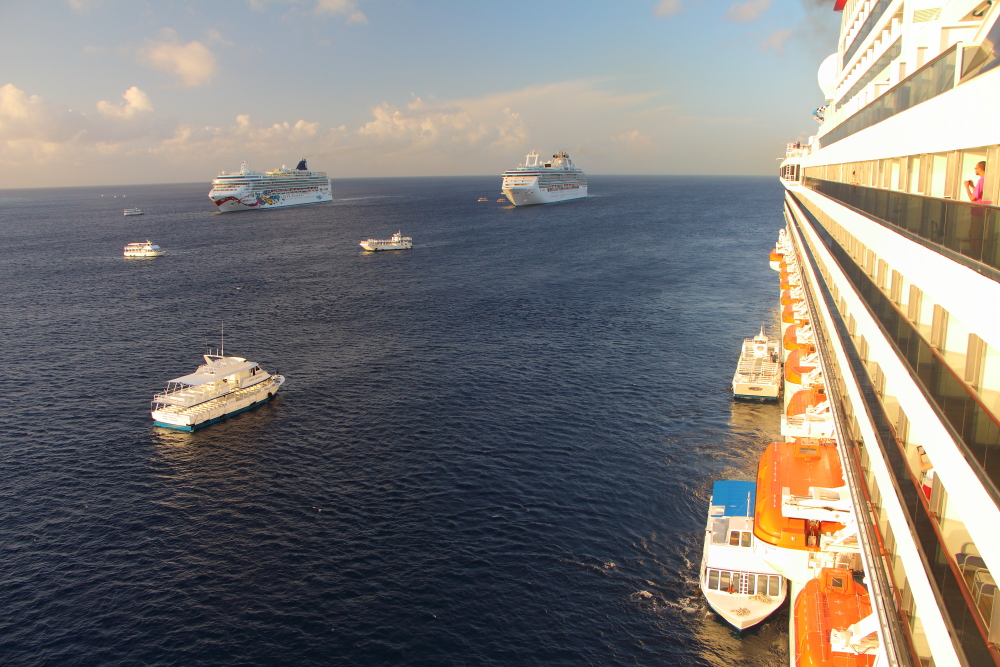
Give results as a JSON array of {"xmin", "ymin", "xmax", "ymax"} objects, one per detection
[
  {"xmin": 503, "ymin": 184, "xmax": 587, "ymax": 206},
  {"xmin": 211, "ymin": 189, "xmax": 333, "ymax": 213}
]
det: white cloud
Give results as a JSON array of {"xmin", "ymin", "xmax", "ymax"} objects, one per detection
[
  {"xmin": 654, "ymin": 0, "xmax": 685, "ymax": 17},
  {"xmin": 760, "ymin": 28, "xmax": 794, "ymax": 55},
  {"xmin": 67, "ymin": 0, "xmax": 102, "ymax": 13},
  {"xmin": 97, "ymin": 87, "xmax": 154, "ymax": 120},
  {"xmin": 315, "ymin": 0, "xmax": 367, "ymax": 23},
  {"xmin": 611, "ymin": 130, "xmax": 654, "ymax": 153},
  {"xmin": 138, "ymin": 30, "xmax": 218, "ymax": 87},
  {"xmin": 246, "ymin": 0, "xmax": 368, "ymax": 23},
  {"xmin": 726, "ymin": 0, "xmax": 771, "ymax": 22}
]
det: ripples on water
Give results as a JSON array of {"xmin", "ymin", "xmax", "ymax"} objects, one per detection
[{"xmin": 1, "ymin": 176, "xmax": 786, "ymax": 665}]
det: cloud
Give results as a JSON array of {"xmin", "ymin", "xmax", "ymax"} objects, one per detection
[
  {"xmin": 67, "ymin": 0, "xmax": 102, "ymax": 12},
  {"xmin": 760, "ymin": 28, "xmax": 795, "ymax": 55},
  {"xmin": 315, "ymin": 0, "xmax": 367, "ymax": 23},
  {"xmin": 654, "ymin": 0, "xmax": 685, "ymax": 17},
  {"xmin": 138, "ymin": 30, "xmax": 218, "ymax": 87},
  {"xmin": 726, "ymin": 0, "xmax": 771, "ymax": 22},
  {"xmin": 97, "ymin": 87, "xmax": 154, "ymax": 120},
  {"xmin": 246, "ymin": 0, "xmax": 368, "ymax": 23},
  {"xmin": 0, "ymin": 83, "xmax": 86, "ymax": 144},
  {"xmin": 611, "ymin": 130, "xmax": 654, "ymax": 152}
]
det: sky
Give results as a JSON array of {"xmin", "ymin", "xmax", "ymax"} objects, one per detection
[{"xmin": 0, "ymin": 0, "xmax": 842, "ymax": 187}]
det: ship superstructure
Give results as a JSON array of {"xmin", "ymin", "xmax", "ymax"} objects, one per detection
[
  {"xmin": 209, "ymin": 159, "xmax": 333, "ymax": 212},
  {"xmin": 769, "ymin": 1, "xmax": 1000, "ymax": 665},
  {"xmin": 501, "ymin": 151, "xmax": 588, "ymax": 206}
]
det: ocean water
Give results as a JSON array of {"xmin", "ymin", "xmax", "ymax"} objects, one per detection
[{"xmin": 0, "ymin": 176, "xmax": 786, "ymax": 666}]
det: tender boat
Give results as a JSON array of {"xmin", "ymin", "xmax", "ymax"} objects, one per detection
[
  {"xmin": 123, "ymin": 208, "xmax": 144, "ymax": 216},
  {"xmin": 732, "ymin": 325, "xmax": 781, "ymax": 400},
  {"xmin": 477, "ymin": 197, "xmax": 489, "ymax": 202},
  {"xmin": 497, "ymin": 198, "xmax": 506, "ymax": 203},
  {"xmin": 700, "ymin": 480, "xmax": 787, "ymax": 630},
  {"xmin": 360, "ymin": 231, "xmax": 412, "ymax": 252},
  {"xmin": 151, "ymin": 353, "xmax": 285, "ymax": 431},
  {"xmin": 123, "ymin": 241, "xmax": 164, "ymax": 257}
]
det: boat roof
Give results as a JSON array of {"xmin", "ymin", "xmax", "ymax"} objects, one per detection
[
  {"xmin": 711, "ymin": 481, "xmax": 756, "ymax": 518},
  {"xmin": 169, "ymin": 357, "xmax": 257, "ymax": 386}
]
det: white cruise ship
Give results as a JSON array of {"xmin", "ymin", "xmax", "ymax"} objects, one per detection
[
  {"xmin": 501, "ymin": 151, "xmax": 588, "ymax": 206},
  {"xmin": 151, "ymin": 353, "xmax": 284, "ymax": 431},
  {"xmin": 765, "ymin": 2, "xmax": 1000, "ymax": 665},
  {"xmin": 208, "ymin": 159, "xmax": 332, "ymax": 212}
]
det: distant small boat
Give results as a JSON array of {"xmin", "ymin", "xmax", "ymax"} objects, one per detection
[
  {"xmin": 477, "ymin": 197, "xmax": 489, "ymax": 202},
  {"xmin": 497, "ymin": 197, "xmax": 507, "ymax": 203},
  {"xmin": 124, "ymin": 240, "xmax": 164, "ymax": 257},
  {"xmin": 360, "ymin": 231, "xmax": 412, "ymax": 252},
  {"xmin": 124, "ymin": 208, "xmax": 144, "ymax": 216}
]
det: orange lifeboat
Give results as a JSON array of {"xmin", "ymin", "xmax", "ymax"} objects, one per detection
[
  {"xmin": 785, "ymin": 348, "xmax": 817, "ymax": 384},
  {"xmin": 787, "ymin": 386, "xmax": 826, "ymax": 417},
  {"xmin": 783, "ymin": 325, "xmax": 815, "ymax": 353},
  {"xmin": 782, "ymin": 302, "xmax": 809, "ymax": 325},
  {"xmin": 794, "ymin": 568, "xmax": 876, "ymax": 667},
  {"xmin": 780, "ymin": 271, "xmax": 800, "ymax": 290},
  {"xmin": 780, "ymin": 289, "xmax": 802, "ymax": 306},
  {"xmin": 770, "ymin": 249, "xmax": 784, "ymax": 263},
  {"xmin": 753, "ymin": 441, "xmax": 845, "ymax": 550}
]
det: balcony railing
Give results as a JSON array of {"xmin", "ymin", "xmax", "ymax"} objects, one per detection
[
  {"xmin": 789, "ymin": 192, "xmax": 1000, "ymax": 666},
  {"xmin": 820, "ymin": 45, "xmax": 958, "ymax": 147},
  {"xmin": 804, "ymin": 177, "xmax": 1000, "ymax": 275},
  {"xmin": 843, "ymin": 0, "xmax": 895, "ymax": 66}
]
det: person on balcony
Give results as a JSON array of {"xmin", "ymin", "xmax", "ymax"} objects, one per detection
[{"xmin": 964, "ymin": 161, "xmax": 986, "ymax": 202}]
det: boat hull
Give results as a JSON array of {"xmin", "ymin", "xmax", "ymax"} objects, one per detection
[
  {"xmin": 503, "ymin": 184, "xmax": 587, "ymax": 206},
  {"xmin": 151, "ymin": 377, "xmax": 283, "ymax": 430},
  {"xmin": 360, "ymin": 242, "xmax": 411, "ymax": 251},
  {"xmin": 210, "ymin": 189, "xmax": 333, "ymax": 213},
  {"xmin": 732, "ymin": 382, "xmax": 781, "ymax": 400}
]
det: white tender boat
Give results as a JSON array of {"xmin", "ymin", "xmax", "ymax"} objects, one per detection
[
  {"xmin": 151, "ymin": 353, "xmax": 285, "ymax": 431},
  {"xmin": 731, "ymin": 325, "xmax": 781, "ymax": 400},
  {"xmin": 123, "ymin": 241, "xmax": 164, "ymax": 257},
  {"xmin": 360, "ymin": 231, "xmax": 412, "ymax": 251},
  {"xmin": 123, "ymin": 208, "xmax": 144, "ymax": 216},
  {"xmin": 700, "ymin": 480, "xmax": 787, "ymax": 630}
]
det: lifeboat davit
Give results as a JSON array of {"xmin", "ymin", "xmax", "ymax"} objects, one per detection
[
  {"xmin": 785, "ymin": 348, "xmax": 818, "ymax": 384},
  {"xmin": 754, "ymin": 441, "xmax": 846, "ymax": 551},
  {"xmin": 787, "ymin": 386, "xmax": 826, "ymax": 417},
  {"xmin": 794, "ymin": 568, "xmax": 877, "ymax": 667},
  {"xmin": 770, "ymin": 249, "xmax": 784, "ymax": 263},
  {"xmin": 780, "ymin": 272, "xmax": 801, "ymax": 291}
]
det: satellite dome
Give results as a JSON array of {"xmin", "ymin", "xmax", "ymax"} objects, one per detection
[{"xmin": 818, "ymin": 53, "xmax": 839, "ymax": 101}]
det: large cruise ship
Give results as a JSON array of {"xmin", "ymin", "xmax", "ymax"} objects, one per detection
[
  {"xmin": 765, "ymin": 1, "xmax": 1000, "ymax": 665},
  {"xmin": 208, "ymin": 159, "xmax": 333, "ymax": 212},
  {"xmin": 501, "ymin": 151, "xmax": 588, "ymax": 206}
]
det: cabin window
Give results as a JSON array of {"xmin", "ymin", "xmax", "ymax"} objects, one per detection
[
  {"xmin": 729, "ymin": 531, "xmax": 741, "ymax": 546},
  {"xmin": 741, "ymin": 532, "xmax": 752, "ymax": 547},
  {"xmin": 797, "ymin": 446, "xmax": 818, "ymax": 456},
  {"xmin": 708, "ymin": 569, "xmax": 720, "ymax": 589},
  {"xmin": 757, "ymin": 574, "xmax": 769, "ymax": 594},
  {"xmin": 719, "ymin": 571, "xmax": 731, "ymax": 590},
  {"xmin": 768, "ymin": 576, "xmax": 781, "ymax": 596}
]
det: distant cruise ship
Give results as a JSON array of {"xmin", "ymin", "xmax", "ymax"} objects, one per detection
[
  {"xmin": 209, "ymin": 159, "xmax": 333, "ymax": 212},
  {"xmin": 501, "ymin": 151, "xmax": 587, "ymax": 206}
]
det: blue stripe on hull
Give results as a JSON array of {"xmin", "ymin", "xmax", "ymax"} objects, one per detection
[
  {"xmin": 152, "ymin": 394, "xmax": 275, "ymax": 431},
  {"xmin": 733, "ymin": 393, "xmax": 780, "ymax": 401}
]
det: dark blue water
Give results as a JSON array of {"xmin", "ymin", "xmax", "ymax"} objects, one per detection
[{"xmin": 0, "ymin": 176, "xmax": 786, "ymax": 666}]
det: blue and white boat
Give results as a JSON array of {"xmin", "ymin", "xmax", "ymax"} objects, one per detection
[{"xmin": 699, "ymin": 480, "xmax": 786, "ymax": 630}]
